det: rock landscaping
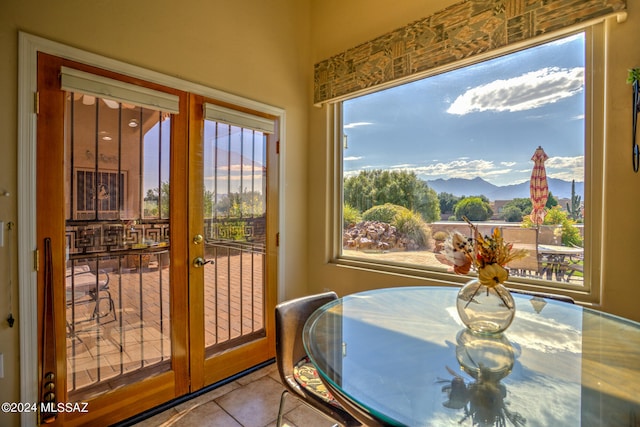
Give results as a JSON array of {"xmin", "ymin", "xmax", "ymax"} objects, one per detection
[{"xmin": 343, "ymin": 220, "xmax": 423, "ymax": 251}]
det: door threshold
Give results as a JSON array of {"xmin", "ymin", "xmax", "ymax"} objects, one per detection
[{"xmin": 113, "ymin": 358, "xmax": 276, "ymax": 426}]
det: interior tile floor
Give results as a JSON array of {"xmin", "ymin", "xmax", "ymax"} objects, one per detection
[{"xmin": 123, "ymin": 362, "xmax": 337, "ymax": 427}]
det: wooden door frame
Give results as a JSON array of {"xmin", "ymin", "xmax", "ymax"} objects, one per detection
[{"xmin": 18, "ymin": 32, "xmax": 284, "ymax": 427}]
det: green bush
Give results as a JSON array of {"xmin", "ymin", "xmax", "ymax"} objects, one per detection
[
  {"xmin": 454, "ymin": 197, "xmax": 493, "ymax": 221},
  {"xmin": 393, "ymin": 209, "xmax": 432, "ymax": 248},
  {"xmin": 344, "ymin": 170, "xmax": 441, "ymax": 222},
  {"xmin": 560, "ymin": 221, "xmax": 583, "ymax": 247},
  {"xmin": 362, "ymin": 203, "xmax": 410, "ymax": 223},
  {"xmin": 502, "ymin": 205, "xmax": 524, "ymax": 222},
  {"xmin": 343, "ymin": 203, "xmax": 362, "ymax": 227},
  {"xmin": 522, "ymin": 207, "xmax": 583, "ymax": 247}
]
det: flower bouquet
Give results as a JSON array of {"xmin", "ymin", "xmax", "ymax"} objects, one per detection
[{"xmin": 439, "ymin": 217, "xmax": 527, "ymax": 334}]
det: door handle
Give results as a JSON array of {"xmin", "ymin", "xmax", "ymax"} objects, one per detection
[{"xmin": 193, "ymin": 257, "xmax": 213, "ymax": 268}]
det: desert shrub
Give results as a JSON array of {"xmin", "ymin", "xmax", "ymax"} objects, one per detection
[
  {"xmin": 343, "ymin": 203, "xmax": 361, "ymax": 227},
  {"xmin": 362, "ymin": 203, "xmax": 409, "ymax": 223},
  {"xmin": 433, "ymin": 231, "xmax": 448, "ymax": 241},
  {"xmin": 362, "ymin": 203, "xmax": 431, "ymax": 249},
  {"xmin": 393, "ymin": 209, "xmax": 431, "ymax": 249}
]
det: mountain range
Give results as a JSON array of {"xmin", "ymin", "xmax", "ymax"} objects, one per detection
[{"xmin": 426, "ymin": 177, "xmax": 584, "ymax": 201}]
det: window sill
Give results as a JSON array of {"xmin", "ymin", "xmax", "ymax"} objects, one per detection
[{"xmin": 332, "ymin": 254, "xmax": 590, "ymax": 304}]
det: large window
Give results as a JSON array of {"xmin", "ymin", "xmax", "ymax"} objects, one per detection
[{"xmin": 339, "ymin": 29, "xmax": 601, "ymax": 295}]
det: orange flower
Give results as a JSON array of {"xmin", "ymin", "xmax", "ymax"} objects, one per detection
[{"xmin": 478, "ymin": 263, "xmax": 509, "ymax": 288}]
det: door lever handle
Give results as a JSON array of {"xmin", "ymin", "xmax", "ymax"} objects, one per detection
[{"xmin": 193, "ymin": 257, "xmax": 214, "ymax": 268}]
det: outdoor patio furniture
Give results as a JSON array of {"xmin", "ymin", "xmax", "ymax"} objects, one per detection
[
  {"xmin": 500, "ymin": 227, "xmax": 544, "ymax": 278},
  {"xmin": 66, "ymin": 265, "xmax": 116, "ymax": 323}
]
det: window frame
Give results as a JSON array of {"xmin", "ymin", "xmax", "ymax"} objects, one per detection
[{"xmin": 330, "ymin": 23, "xmax": 604, "ymax": 305}]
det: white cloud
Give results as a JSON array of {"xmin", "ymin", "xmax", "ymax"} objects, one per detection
[
  {"xmin": 389, "ymin": 163, "xmax": 416, "ymax": 169},
  {"xmin": 544, "ymin": 155, "xmax": 584, "ymax": 182},
  {"xmin": 344, "ymin": 159, "xmax": 523, "ymax": 182},
  {"xmin": 545, "ymin": 155, "xmax": 583, "ymax": 169},
  {"xmin": 370, "ymin": 159, "xmax": 514, "ymax": 181},
  {"xmin": 447, "ymin": 67, "xmax": 584, "ymax": 115},
  {"xmin": 344, "ymin": 156, "xmax": 363, "ymax": 161},
  {"xmin": 344, "ymin": 122, "xmax": 373, "ymax": 129},
  {"xmin": 343, "ymin": 156, "xmax": 584, "ymax": 185},
  {"xmin": 413, "ymin": 159, "xmax": 496, "ymax": 178}
]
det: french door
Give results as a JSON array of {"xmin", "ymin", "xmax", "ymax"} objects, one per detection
[{"xmin": 36, "ymin": 53, "xmax": 277, "ymax": 426}]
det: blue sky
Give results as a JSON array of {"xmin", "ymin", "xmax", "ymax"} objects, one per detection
[
  {"xmin": 343, "ymin": 33, "xmax": 585, "ymax": 187},
  {"xmin": 143, "ymin": 120, "xmax": 266, "ymax": 196}
]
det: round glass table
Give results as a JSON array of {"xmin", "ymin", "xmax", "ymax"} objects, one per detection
[{"xmin": 302, "ymin": 286, "xmax": 640, "ymax": 427}]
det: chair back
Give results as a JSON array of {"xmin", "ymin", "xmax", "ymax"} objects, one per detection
[
  {"xmin": 501, "ymin": 227, "xmax": 540, "ymax": 273},
  {"xmin": 275, "ymin": 291, "xmax": 337, "ymax": 396}
]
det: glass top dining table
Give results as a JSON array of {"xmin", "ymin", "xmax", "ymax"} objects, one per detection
[{"xmin": 302, "ymin": 286, "xmax": 640, "ymax": 427}]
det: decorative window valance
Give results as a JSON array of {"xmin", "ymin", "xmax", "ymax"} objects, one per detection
[{"xmin": 314, "ymin": 0, "xmax": 626, "ymax": 105}]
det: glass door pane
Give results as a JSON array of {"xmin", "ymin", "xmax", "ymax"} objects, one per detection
[
  {"xmin": 202, "ymin": 121, "xmax": 266, "ymax": 355},
  {"xmin": 64, "ymin": 92, "xmax": 172, "ymax": 400}
]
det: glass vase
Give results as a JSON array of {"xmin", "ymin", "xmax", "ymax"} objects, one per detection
[{"xmin": 456, "ymin": 279, "xmax": 515, "ymax": 335}]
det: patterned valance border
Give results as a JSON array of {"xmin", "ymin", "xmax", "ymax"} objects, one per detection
[{"xmin": 314, "ymin": 0, "xmax": 626, "ymax": 105}]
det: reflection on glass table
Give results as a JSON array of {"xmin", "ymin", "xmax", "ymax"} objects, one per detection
[
  {"xmin": 303, "ymin": 287, "xmax": 640, "ymax": 427},
  {"xmin": 441, "ymin": 329, "xmax": 524, "ymax": 426}
]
